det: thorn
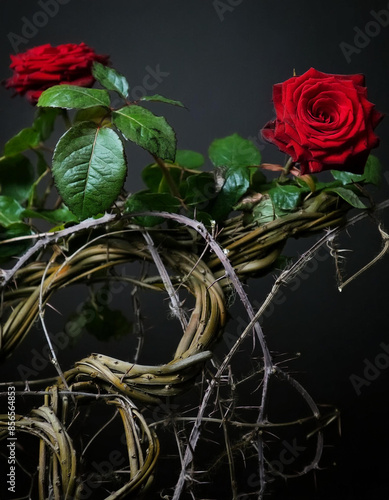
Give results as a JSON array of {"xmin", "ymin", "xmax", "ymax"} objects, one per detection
[{"xmin": 46, "ymin": 302, "xmax": 63, "ymax": 316}]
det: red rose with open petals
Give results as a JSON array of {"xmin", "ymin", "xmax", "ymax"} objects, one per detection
[
  {"xmin": 261, "ymin": 68, "xmax": 383, "ymax": 174},
  {"xmin": 4, "ymin": 42, "xmax": 109, "ymax": 104}
]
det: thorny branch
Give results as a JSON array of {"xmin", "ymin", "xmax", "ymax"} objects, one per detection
[
  {"xmin": 142, "ymin": 230, "xmax": 188, "ymax": 331},
  {"xmin": 0, "ymin": 200, "xmax": 388, "ymax": 498},
  {"xmin": 0, "ymin": 212, "xmax": 117, "ymax": 287},
  {"xmin": 338, "ymin": 223, "xmax": 389, "ymax": 291},
  {"xmin": 140, "ymin": 205, "xmax": 388, "ymax": 500},
  {"xmin": 37, "ymin": 248, "xmax": 71, "ymax": 393}
]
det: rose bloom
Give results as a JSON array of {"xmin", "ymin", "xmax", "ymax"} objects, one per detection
[
  {"xmin": 4, "ymin": 42, "xmax": 109, "ymax": 104},
  {"xmin": 261, "ymin": 68, "xmax": 383, "ymax": 174}
]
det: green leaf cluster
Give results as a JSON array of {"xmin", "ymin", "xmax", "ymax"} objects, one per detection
[
  {"xmin": 0, "ymin": 106, "xmax": 78, "ymax": 238},
  {"xmin": 250, "ymin": 154, "xmax": 383, "ymax": 224},
  {"xmin": 125, "ymin": 134, "xmax": 263, "ymax": 225},
  {"xmin": 3, "ymin": 108, "xmax": 58, "ymax": 157},
  {"xmin": 0, "ymin": 195, "xmax": 32, "ymax": 262},
  {"xmin": 0, "ymin": 108, "xmax": 60, "ymax": 215},
  {"xmin": 0, "ymin": 58, "xmax": 384, "ymax": 264},
  {"xmin": 35, "ymin": 62, "xmax": 181, "ymax": 221},
  {"xmin": 0, "ymin": 108, "xmax": 70, "ymax": 260},
  {"xmin": 0, "ymin": 62, "xmax": 187, "ymax": 261},
  {"xmin": 125, "ymin": 192, "xmax": 181, "ymax": 227}
]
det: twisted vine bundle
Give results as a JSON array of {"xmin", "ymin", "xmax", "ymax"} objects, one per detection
[{"xmin": 0, "ymin": 193, "xmax": 352, "ymax": 498}]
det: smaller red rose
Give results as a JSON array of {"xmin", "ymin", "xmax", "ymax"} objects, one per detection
[
  {"xmin": 261, "ymin": 68, "xmax": 384, "ymax": 174},
  {"xmin": 4, "ymin": 42, "xmax": 109, "ymax": 104}
]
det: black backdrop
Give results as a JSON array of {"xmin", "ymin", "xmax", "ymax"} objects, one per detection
[{"xmin": 0, "ymin": 1, "xmax": 389, "ymax": 499}]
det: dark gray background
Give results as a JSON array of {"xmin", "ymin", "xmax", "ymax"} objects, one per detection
[{"xmin": 0, "ymin": 1, "xmax": 389, "ymax": 499}]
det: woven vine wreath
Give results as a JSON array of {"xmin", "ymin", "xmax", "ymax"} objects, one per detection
[
  {"xmin": 1, "ymin": 235, "xmax": 226, "ymax": 383},
  {"xmin": 1, "ymin": 195, "xmax": 353, "ymax": 498},
  {"xmin": 1, "ymin": 388, "xmax": 160, "ymax": 499},
  {"xmin": 1, "ymin": 191, "xmax": 346, "ymax": 364},
  {"xmin": 0, "ymin": 230, "xmax": 226, "ymax": 498},
  {"xmin": 0, "ymin": 45, "xmax": 386, "ymax": 499}
]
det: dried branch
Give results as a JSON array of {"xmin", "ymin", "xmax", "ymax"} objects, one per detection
[
  {"xmin": 38, "ymin": 249, "xmax": 70, "ymax": 392},
  {"xmin": 142, "ymin": 230, "xmax": 188, "ymax": 331},
  {"xmin": 338, "ymin": 223, "xmax": 389, "ymax": 291},
  {"xmin": 0, "ymin": 213, "xmax": 117, "ymax": 287}
]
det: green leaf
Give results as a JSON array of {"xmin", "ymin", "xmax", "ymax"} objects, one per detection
[
  {"xmin": 0, "ymin": 222, "xmax": 33, "ymax": 263},
  {"xmin": 22, "ymin": 206, "xmax": 78, "ymax": 224},
  {"xmin": 0, "ymin": 196, "xmax": 25, "ymax": 227},
  {"xmin": 74, "ymin": 106, "xmax": 111, "ymax": 125},
  {"xmin": 176, "ymin": 149, "xmax": 204, "ymax": 169},
  {"xmin": 37, "ymin": 85, "xmax": 111, "ymax": 109},
  {"xmin": 34, "ymin": 149, "xmax": 50, "ymax": 176},
  {"xmin": 181, "ymin": 172, "xmax": 215, "ymax": 207},
  {"xmin": 4, "ymin": 128, "xmax": 40, "ymax": 156},
  {"xmin": 0, "ymin": 155, "xmax": 34, "ymax": 202},
  {"xmin": 142, "ymin": 163, "xmax": 186, "ymax": 194},
  {"xmin": 141, "ymin": 163, "xmax": 163, "ymax": 193},
  {"xmin": 325, "ymin": 186, "xmax": 367, "ymax": 209},
  {"xmin": 331, "ymin": 155, "xmax": 382, "ymax": 188},
  {"xmin": 315, "ymin": 180, "xmax": 342, "ymax": 192},
  {"xmin": 330, "ymin": 170, "xmax": 364, "ymax": 185},
  {"xmin": 140, "ymin": 94, "xmax": 185, "ymax": 108},
  {"xmin": 210, "ymin": 166, "xmax": 250, "ymax": 220},
  {"xmin": 208, "ymin": 133, "xmax": 261, "ymax": 169},
  {"xmin": 33, "ymin": 108, "xmax": 59, "ymax": 141},
  {"xmin": 363, "ymin": 155, "xmax": 382, "ymax": 186},
  {"xmin": 268, "ymin": 184, "xmax": 304, "ymax": 211},
  {"xmin": 250, "ymin": 168, "xmax": 267, "ymax": 190},
  {"xmin": 125, "ymin": 192, "xmax": 180, "ymax": 227},
  {"xmin": 4, "ymin": 109, "xmax": 59, "ymax": 157},
  {"xmin": 113, "ymin": 105, "xmax": 176, "ymax": 161},
  {"xmin": 92, "ymin": 62, "xmax": 130, "ymax": 99},
  {"xmin": 52, "ymin": 122, "xmax": 127, "ymax": 219},
  {"xmin": 252, "ymin": 196, "xmax": 289, "ymax": 225}
]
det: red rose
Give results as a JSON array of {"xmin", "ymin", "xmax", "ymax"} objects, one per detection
[
  {"xmin": 261, "ymin": 68, "xmax": 383, "ymax": 174},
  {"xmin": 4, "ymin": 42, "xmax": 109, "ymax": 104}
]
